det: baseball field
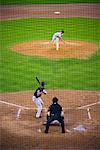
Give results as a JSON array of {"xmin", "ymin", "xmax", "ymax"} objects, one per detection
[{"xmin": 0, "ymin": 2, "xmax": 100, "ymax": 150}]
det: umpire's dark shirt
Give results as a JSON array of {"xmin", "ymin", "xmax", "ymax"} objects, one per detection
[{"xmin": 49, "ymin": 102, "xmax": 62, "ymax": 117}]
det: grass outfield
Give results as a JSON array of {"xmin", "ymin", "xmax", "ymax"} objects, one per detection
[
  {"xmin": 0, "ymin": 0, "xmax": 100, "ymax": 4},
  {"xmin": 0, "ymin": 18, "xmax": 100, "ymax": 92}
]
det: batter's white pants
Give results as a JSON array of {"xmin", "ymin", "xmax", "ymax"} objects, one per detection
[
  {"xmin": 52, "ymin": 37, "xmax": 60, "ymax": 50},
  {"xmin": 32, "ymin": 96, "xmax": 43, "ymax": 118}
]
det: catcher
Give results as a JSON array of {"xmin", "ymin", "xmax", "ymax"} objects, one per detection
[
  {"xmin": 32, "ymin": 81, "xmax": 47, "ymax": 118},
  {"xmin": 51, "ymin": 30, "xmax": 64, "ymax": 50},
  {"xmin": 44, "ymin": 97, "xmax": 65, "ymax": 133}
]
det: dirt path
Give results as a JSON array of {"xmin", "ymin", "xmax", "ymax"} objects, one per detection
[{"xmin": 0, "ymin": 4, "xmax": 100, "ymax": 20}]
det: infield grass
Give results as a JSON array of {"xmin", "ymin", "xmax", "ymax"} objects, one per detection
[
  {"xmin": 0, "ymin": 18, "xmax": 100, "ymax": 92},
  {"xmin": 1, "ymin": 0, "xmax": 100, "ymax": 4}
]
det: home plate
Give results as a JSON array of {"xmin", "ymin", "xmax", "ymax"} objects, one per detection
[
  {"xmin": 54, "ymin": 11, "xmax": 60, "ymax": 15},
  {"xmin": 73, "ymin": 125, "xmax": 86, "ymax": 132}
]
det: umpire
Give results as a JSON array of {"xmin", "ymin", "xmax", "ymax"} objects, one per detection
[{"xmin": 45, "ymin": 97, "xmax": 65, "ymax": 133}]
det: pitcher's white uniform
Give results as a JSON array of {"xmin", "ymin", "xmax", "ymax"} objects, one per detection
[
  {"xmin": 32, "ymin": 86, "xmax": 47, "ymax": 118},
  {"xmin": 52, "ymin": 31, "xmax": 64, "ymax": 50}
]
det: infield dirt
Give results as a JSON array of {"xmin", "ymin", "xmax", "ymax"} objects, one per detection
[{"xmin": 0, "ymin": 90, "xmax": 100, "ymax": 150}]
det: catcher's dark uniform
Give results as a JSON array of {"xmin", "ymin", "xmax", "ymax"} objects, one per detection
[{"xmin": 45, "ymin": 97, "xmax": 65, "ymax": 133}]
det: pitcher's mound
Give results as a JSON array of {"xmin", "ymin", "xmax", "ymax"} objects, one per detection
[{"xmin": 12, "ymin": 40, "xmax": 98, "ymax": 59}]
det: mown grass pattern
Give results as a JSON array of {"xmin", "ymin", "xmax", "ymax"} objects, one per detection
[
  {"xmin": 0, "ymin": 18, "xmax": 100, "ymax": 92},
  {"xmin": 1, "ymin": 0, "xmax": 100, "ymax": 4}
]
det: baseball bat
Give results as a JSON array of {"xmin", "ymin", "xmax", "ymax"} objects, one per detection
[{"xmin": 36, "ymin": 76, "xmax": 40, "ymax": 84}]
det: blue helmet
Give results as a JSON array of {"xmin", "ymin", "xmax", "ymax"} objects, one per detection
[
  {"xmin": 41, "ymin": 82, "xmax": 45, "ymax": 87},
  {"xmin": 61, "ymin": 30, "xmax": 64, "ymax": 34}
]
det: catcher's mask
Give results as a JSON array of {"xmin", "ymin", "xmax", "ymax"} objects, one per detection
[{"xmin": 52, "ymin": 97, "xmax": 58, "ymax": 103}]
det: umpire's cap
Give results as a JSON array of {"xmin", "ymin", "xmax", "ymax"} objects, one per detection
[{"xmin": 52, "ymin": 97, "xmax": 58, "ymax": 103}]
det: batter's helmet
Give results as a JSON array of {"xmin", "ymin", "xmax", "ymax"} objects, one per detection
[
  {"xmin": 52, "ymin": 97, "xmax": 58, "ymax": 103},
  {"xmin": 61, "ymin": 30, "xmax": 64, "ymax": 33},
  {"xmin": 41, "ymin": 82, "xmax": 45, "ymax": 87}
]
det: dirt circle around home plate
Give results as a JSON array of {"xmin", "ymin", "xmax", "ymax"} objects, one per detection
[{"xmin": 12, "ymin": 40, "xmax": 98, "ymax": 59}]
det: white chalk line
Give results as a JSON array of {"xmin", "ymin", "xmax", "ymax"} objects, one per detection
[
  {"xmin": 0, "ymin": 100, "xmax": 46, "ymax": 110},
  {"xmin": 0, "ymin": 100, "xmax": 100, "ymax": 111},
  {"xmin": 77, "ymin": 101, "xmax": 100, "ymax": 109}
]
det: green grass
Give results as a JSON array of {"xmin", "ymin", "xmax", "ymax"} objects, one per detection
[
  {"xmin": 0, "ymin": 0, "xmax": 100, "ymax": 4},
  {"xmin": 0, "ymin": 18, "xmax": 100, "ymax": 92}
]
